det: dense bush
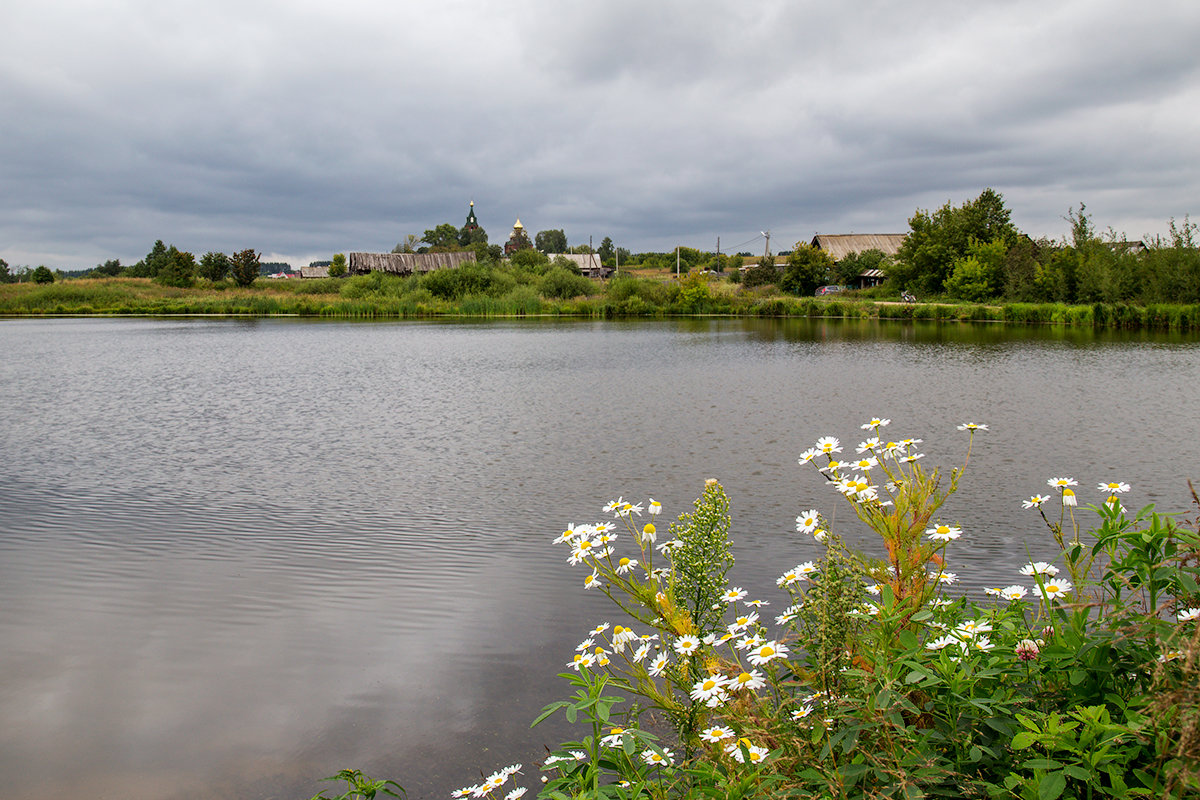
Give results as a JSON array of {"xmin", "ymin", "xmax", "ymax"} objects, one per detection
[{"xmin": 539, "ymin": 267, "xmax": 595, "ymax": 300}]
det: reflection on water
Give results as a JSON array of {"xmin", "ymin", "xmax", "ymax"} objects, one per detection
[{"xmin": 1, "ymin": 317, "xmax": 1198, "ymax": 799}]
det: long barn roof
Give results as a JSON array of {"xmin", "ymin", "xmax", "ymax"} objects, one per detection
[
  {"xmin": 348, "ymin": 251, "xmax": 476, "ymax": 274},
  {"xmin": 810, "ymin": 234, "xmax": 907, "ymax": 261}
]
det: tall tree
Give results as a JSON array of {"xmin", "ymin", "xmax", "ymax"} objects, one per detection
[
  {"xmin": 893, "ymin": 188, "xmax": 1018, "ymax": 296},
  {"xmin": 422, "ymin": 223, "xmax": 462, "ymax": 251},
  {"xmin": 127, "ymin": 240, "xmax": 170, "ymax": 278},
  {"xmin": 0, "ymin": 258, "xmax": 11, "ymax": 283},
  {"xmin": 597, "ymin": 237, "xmax": 615, "ymax": 266},
  {"xmin": 91, "ymin": 258, "xmax": 122, "ymax": 277},
  {"xmin": 328, "ymin": 253, "xmax": 347, "ymax": 277},
  {"xmin": 197, "ymin": 252, "xmax": 230, "ymax": 282},
  {"xmin": 229, "ymin": 249, "xmax": 260, "ymax": 287},
  {"xmin": 781, "ymin": 245, "xmax": 835, "ymax": 295},
  {"xmin": 459, "ymin": 225, "xmax": 488, "ymax": 247},
  {"xmin": 154, "ymin": 248, "xmax": 196, "ymax": 288},
  {"xmin": 535, "ymin": 229, "xmax": 567, "ymax": 254}
]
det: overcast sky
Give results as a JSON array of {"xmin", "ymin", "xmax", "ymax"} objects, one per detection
[{"xmin": 3, "ymin": 1, "xmax": 1198, "ymax": 269}]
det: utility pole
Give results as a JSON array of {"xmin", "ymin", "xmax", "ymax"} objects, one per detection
[{"xmin": 676, "ymin": 246, "xmax": 680, "ymax": 277}]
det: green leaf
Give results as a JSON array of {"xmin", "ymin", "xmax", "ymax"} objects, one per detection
[
  {"xmin": 1022, "ymin": 759, "xmax": 1063, "ymax": 771},
  {"xmin": 531, "ymin": 701, "xmax": 570, "ymax": 728},
  {"xmin": 1063, "ymin": 764, "xmax": 1091, "ymax": 781},
  {"xmin": 1011, "ymin": 732, "xmax": 1037, "ymax": 749},
  {"xmin": 1037, "ymin": 771, "xmax": 1067, "ymax": 800}
]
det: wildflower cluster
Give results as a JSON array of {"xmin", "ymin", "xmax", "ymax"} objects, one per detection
[
  {"xmin": 430, "ymin": 420, "xmax": 1200, "ymax": 800},
  {"xmin": 451, "ymin": 765, "xmax": 525, "ymax": 800}
]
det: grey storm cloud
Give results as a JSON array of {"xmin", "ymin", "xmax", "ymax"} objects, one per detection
[{"xmin": 2, "ymin": 0, "xmax": 1198, "ymax": 269}]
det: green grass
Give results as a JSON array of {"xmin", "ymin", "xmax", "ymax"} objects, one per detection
[{"xmin": 4, "ymin": 277, "xmax": 1200, "ymax": 331}]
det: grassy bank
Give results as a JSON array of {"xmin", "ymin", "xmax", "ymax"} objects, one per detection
[{"xmin": 4, "ymin": 276, "xmax": 1200, "ymax": 332}]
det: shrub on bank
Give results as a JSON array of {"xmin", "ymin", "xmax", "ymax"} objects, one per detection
[{"xmin": 348, "ymin": 420, "xmax": 1200, "ymax": 800}]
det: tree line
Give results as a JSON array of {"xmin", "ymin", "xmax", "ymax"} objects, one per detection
[
  {"xmin": 394, "ymin": 221, "xmax": 633, "ymax": 268},
  {"xmin": 81, "ymin": 241, "xmax": 263, "ymax": 287},
  {"xmin": 888, "ymin": 190, "xmax": 1200, "ymax": 305},
  {"xmin": 13, "ymin": 190, "xmax": 1196, "ymax": 307}
]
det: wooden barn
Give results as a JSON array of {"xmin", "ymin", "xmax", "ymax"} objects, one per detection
[
  {"xmin": 347, "ymin": 251, "xmax": 477, "ymax": 275},
  {"xmin": 809, "ymin": 233, "xmax": 907, "ymax": 262},
  {"xmin": 810, "ymin": 233, "xmax": 906, "ymax": 289},
  {"xmin": 546, "ymin": 253, "xmax": 613, "ymax": 279}
]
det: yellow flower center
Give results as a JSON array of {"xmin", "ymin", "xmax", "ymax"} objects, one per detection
[{"xmin": 760, "ymin": 646, "xmax": 775, "ymax": 657}]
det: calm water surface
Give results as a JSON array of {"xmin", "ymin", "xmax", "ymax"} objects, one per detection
[{"xmin": 1, "ymin": 317, "xmax": 1198, "ymax": 799}]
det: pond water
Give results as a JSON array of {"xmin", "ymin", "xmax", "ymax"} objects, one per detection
[{"xmin": 1, "ymin": 317, "xmax": 1198, "ymax": 799}]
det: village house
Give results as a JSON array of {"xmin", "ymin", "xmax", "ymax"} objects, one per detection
[{"xmin": 810, "ymin": 233, "xmax": 907, "ymax": 289}]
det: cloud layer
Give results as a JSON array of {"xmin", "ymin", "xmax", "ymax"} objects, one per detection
[{"xmin": 3, "ymin": 0, "xmax": 1198, "ymax": 268}]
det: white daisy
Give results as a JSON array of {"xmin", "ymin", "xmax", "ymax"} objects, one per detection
[
  {"xmin": 699, "ymin": 725, "xmax": 734, "ymax": 743},
  {"xmin": 689, "ymin": 674, "xmax": 729, "ymax": 703},
  {"xmin": 856, "ymin": 437, "xmax": 881, "ymax": 453},
  {"xmin": 673, "ymin": 635, "xmax": 701, "ymax": 657},
  {"xmin": 815, "ymin": 436, "xmax": 842, "ymax": 454},
  {"xmin": 1037, "ymin": 578, "xmax": 1073, "ymax": 600},
  {"xmin": 725, "ymin": 741, "xmax": 770, "ymax": 764},
  {"xmin": 926, "ymin": 524, "xmax": 963, "ymax": 542},
  {"xmin": 721, "ymin": 587, "xmax": 748, "ymax": 603},
  {"xmin": 746, "ymin": 640, "xmax": 789, "ymax": 666},
  {"xmin": 795, "ymin": 509, "xmax": 821, "ymax": 533},
  {"xmin": 730, "ymin": 670, "xmax": 766, "ymax": 691},
  {"xmin": 641, "ymin": 749, "xmax": 674, "ymax": 767}
]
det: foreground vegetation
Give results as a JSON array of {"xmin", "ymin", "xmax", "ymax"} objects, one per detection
[{"xmin": 323, "ymin": 422, "xmax": 1200, "ymax": 800}]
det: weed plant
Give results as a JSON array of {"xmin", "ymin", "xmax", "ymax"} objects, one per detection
[{"xmin": 399, "ymin": 420, "xmax": 1200, "ymax": 800}]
